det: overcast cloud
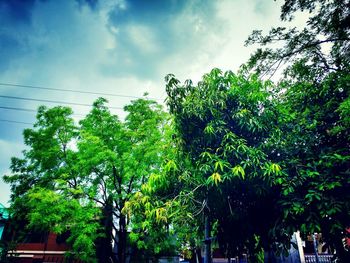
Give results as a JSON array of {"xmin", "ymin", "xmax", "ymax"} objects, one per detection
[{"xmin": 0, "ymin": 0, "xmax": 300, "ymax": 204}]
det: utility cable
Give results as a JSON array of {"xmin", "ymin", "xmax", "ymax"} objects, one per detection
[
  {"xmin": 0, "ymin": 106, "xmax": 36, "ymax": 113},
  {"xmin": 0, "ymin": 95, "xmax": 123, "ymax": 110},
  {"xmin": 0, "ymin": 106, "xmax": 86, "ymax": 116},
  {"xmin": 0, "ymin": 82, "xmax": 160, "ymax": 100},
  {"xmin": 0, "ymin": 119, "xmax": 33, "ymax": 125}
]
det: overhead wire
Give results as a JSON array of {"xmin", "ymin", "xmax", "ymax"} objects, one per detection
[
  {"xmin": 0, "ymin": 106, "xmax": 37, "ymax": 113},
  {"xmin": 0, "ymin": 82, "xmax": 161, "ymax": 101},
  {"xmin": 0, "ymin": 95, "xmax": 124, "ymax": 110},
  {"xmin": 0, "ymin": 106, "xmax": 87, "ymax": 117},
  {"xmin": 0, "ymin": 119, "xmax": 33, "ymax": 125},
  {"xmin": 0, "ymin": 81, "xmax": 164, "ymax": 127}
]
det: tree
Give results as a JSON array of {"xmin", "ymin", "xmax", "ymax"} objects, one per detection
[
  {"xmin": 164, "ymin": 69, "xmax": 287, "ymax": 262},
  {"xmin": 246, "ymin": 0, "xmax": 350, "ymax": 261},
  {"xmin": 124, "ymin": 125, "xmax": 208, "ymax": 262},
  {"xmin": 246, "ymin": 0, "xmax": 350, "ymax": 79},
  {"xmin": 272, "ymin": 70, "xmax": 350, "ymax": 262},
  {"xmin": 4, "ymin": 97, "xmax": 170, "ymax": 263},
  {"xmin": 121, "ymin": 117, "xmax": 182, "ymax": 262}
]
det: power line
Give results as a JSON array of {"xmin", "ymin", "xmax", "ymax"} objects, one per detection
[
  {"xmin": 0, "ymin": 119, "xmax": 33, "ymax": 125},
  {"xmin": 0, "ymin": 95, "xmax": 123, "ymax": 110},
  {"xmin": 0, "ymin": 106, "xmax": 36, "ymax": 113},
  {"xmin": 0, "ymin": 82, "xmax": 161, "ymax": 101},
  {"xmin": 0, "ymin": 106, "xmax": 86, "ymax": 117}
]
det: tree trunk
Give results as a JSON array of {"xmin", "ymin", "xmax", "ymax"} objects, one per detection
[
  {"xmin": 96, "ymin": 197, "xmax": 115, "ymax": 263},
  {"xmin": 196, "ymin": 247, "xmax": 202, "ymax": 263},
  {"xmin": 118, "ymin": 214, "xmax": 127, "ymax": 263},
  {"xmin": 189, "ymin": 247, "xmax": 202, "ymax": 263},
  {"xmin": 204, "ymin": 214, "xmax": 212, "ymax": 263}
]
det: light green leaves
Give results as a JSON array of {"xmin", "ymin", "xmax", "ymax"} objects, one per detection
[
  {"xmin": 204, "ymin": 123, "xmax": 215, "ymax": 135},
  {"xmin": 232, "ymin": 165, "xmax": 245, "ymax": 179},
  {"xmin": 164, "ymin": 159, "xmax": 178, "ymax": 172},
  {"xmin": 155, "ymin": 207, "xmax": 168, "ymax": 223},
  {"xmin": 207, "ymin": 172, "xmax": 222, "ymax": 186},
  {"xmin": 214, "ymin": 160, "xmax": 225, "ymax": 172},
  {"xmin": 263, "ymin": 162, "xmax": 282, "ymax": 176},
  {"xmin": 200, "ymin": 151, "xmax": 213, "ymax": 161}
]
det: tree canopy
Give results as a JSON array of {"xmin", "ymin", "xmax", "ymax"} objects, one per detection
[
  {"xmin": 156, "ymin": 0, "xmax": 350, "ymax": 261},
  {"xmin": 162, "ymin": 69, "xmax": 291, "ymax": 262},
  {"xmin": 4, "ymin": 97, "xmax": 171, "ymax": 263},
  {"xmin": 246, "ymin": 0, "xmax": 350, "ymax": 78},
  {"xmin": 245, "ymin": 0, "xmax": 350, "ymax": 261}
]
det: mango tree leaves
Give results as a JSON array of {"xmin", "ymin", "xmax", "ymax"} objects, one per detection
[{"xmin": 165, "ymin": 69, "xmax": 285, "ymax": 259}]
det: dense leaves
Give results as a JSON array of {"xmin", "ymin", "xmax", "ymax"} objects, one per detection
[
  {"xmin": 245, "ymin": 0, "xmax": 350, "ymax": 261},
  {"xmin": 3, "ymin": 98, "xmax": 170, "ymax": 263},
  {"xmin": 164, "ymin": 69, "xmax": 287, "ymax": 261}
]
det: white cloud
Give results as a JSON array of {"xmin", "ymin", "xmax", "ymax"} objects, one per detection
[{"xmin": 127, "ymin": 25, "xmax": 158, "ymax": 54}]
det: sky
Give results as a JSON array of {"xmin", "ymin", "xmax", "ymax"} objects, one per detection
[{"xmin": 0, "ymin": 0, "xmax": 302, "ymax": 205}]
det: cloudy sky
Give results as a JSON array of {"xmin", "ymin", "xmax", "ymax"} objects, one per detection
[{"xmin": 0, "ymin": 0, "xmax": 302, "ymax": 205}]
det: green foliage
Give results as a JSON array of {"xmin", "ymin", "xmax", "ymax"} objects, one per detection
[
  {"xmin": 246, "ymin": 0, "xmax": 350, "ymax": 261},
  {"xmin": 165, "ymin": 69, "xmax": 286, "ymax": 259},
  {"xmin": 273, "ymin": 71, "xmax": 350, "ymax": 258},
  {"xmin": 3, "ymin": 97, "xmax": 170, "ymax": 263},
  {"xmin": 246, "ymin": 0, "xmax": 350, "ymax": 79}
]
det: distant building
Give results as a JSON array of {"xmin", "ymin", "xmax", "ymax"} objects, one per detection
[
  {"xmin": 0, "ymin": 203, "xmax": 81, "ymax": 263},
  {"xmin": 8, "ymin": 231, "xmax": 82, "ymax": 263}
]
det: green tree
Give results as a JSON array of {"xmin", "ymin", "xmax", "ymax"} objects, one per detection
[
  {"xmin": 246, "ymin": 0, "xmax": 350, "ymax": 78},
  {"xmin": 246, "ymin": 0, "xmax": 350, "ymax": 261},
  {"xmin": 164, "ymin": 69, "xmax": 287, "ymax": 262},
  {"xmin": 124, "ymin": 136, "xmax": 206, "ymax": 262},
  {"xmin": 121, "ymin": 117, "xmax": 182, "ymax": 262},
  {"xmin": 272, "ymin": 71, "xmax": 350, "ymax": 262},
  {"xmin": 4, "ymin": 97, "xmax": 170, "ymax": 263}
]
